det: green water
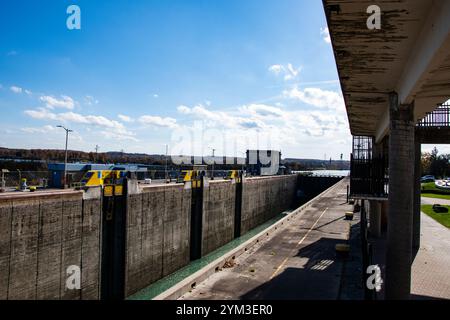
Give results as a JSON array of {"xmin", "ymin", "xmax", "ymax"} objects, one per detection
[{"xmin": 127, "ymin": 211, "xmax": 290, "ymax": 300}]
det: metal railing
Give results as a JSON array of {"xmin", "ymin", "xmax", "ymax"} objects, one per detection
[
  {"xmin": 350, "ymin": 155, "xmax": 388, "ymax": 198},
  {"xmin": 1, "ymin": 171, "xmax": 49, "ymax": 188},
  {"xmin": 417, "ymin": 102, "xmax": 450, "ymax": 127},
  {"xmin": 350, "ymin": 136, "xmax": 388, "ymax": 198}
]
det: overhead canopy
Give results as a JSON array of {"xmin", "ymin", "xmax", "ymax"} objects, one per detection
[{"xmin": 323, "ymin": 0, "xmax": 450, "ymax": 142}]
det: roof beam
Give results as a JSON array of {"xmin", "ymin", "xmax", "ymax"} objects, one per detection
[
  {"xmin": 375, "ymin": 106, "xmax": 389, "ymax": 144},
  {"xmin": 375, "ymin": 1, "xmax": 450, "ymax": 143},
  {"xmin": 396, "ymin": 0, "xmax": 450, "ymax": 105}
]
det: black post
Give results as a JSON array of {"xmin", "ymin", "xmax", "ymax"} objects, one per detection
[
  {"xmin": 190, "ymin": 176, "xmax": 204, "ymax": 260},
  {"xmin": 234, "ymin": 172, "xmax": 243, "ymax": 238},
  {"xmin": 100, "ymin": 180, "xmax": 127, "ymax": 300},
  {"xmin": 100, "ymin": 186, "xmax": 114, "ymax": 300}
]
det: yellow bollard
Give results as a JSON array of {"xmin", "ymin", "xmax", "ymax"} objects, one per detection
[
  {"xmin": 335, "ymin": 243, "xmax": 350, "ymax": 257},
  {"xmin": 345, "ymin": 211, "xmax": 354, "ymax": 220}
]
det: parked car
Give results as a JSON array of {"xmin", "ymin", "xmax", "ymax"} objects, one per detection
[{"xmin": 421, "ymin": 175, "xmax": 435, "ymax": 183}]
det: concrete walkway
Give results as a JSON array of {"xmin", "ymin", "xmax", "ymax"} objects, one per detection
[
  {"xmin": 421, "ymin": 196, "xmax": 450, "ymax": 206},
  {"xmin": 411, "ymin": 202, "xmax": 450, "ymax": 300},
  {"xmin": 180, "ymin": 180, "xmax": 364, "ymax": 300},
  {"xmin": 370, "ymin": 197, "xmax": 450, "ymax": 300}
]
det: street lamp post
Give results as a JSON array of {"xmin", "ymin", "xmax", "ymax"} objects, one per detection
[
  {"xmin": 211, "ymin": 148, "xmax": 216, "ymax": 180},
  {"xmin": 57, "ymin": 125, "xmax": 73, "ymax": 188}
]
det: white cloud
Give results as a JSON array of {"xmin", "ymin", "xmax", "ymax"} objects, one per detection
[
  {"xmin": 24, "ymin": 108, "xmax": 138, "ymax": 142},
  {"xmin": 21, "ymin": 86, "xmax": 350, "ymax": 158},
  {"xmin": 118, "ymin": 114, "xmax": 133, "ymax": 123},
  {"xmin": 25, "ymin": 108, "xmax": 126, "ymax": 131},
  {"xmin": 24, "ymin": 108, "xmax": 57, "ymax": 120},
  {"xmin": 268, "ymin": 63, "xmax": 302, "ymax": 81},
  {"xmin": 268, "ymin": 64, "xmax": 283, "ymax": 75},
  {"xmin": 40, "ymin": 95, "xmax": 75, "ymax": 110},
  {"xmin": 285, "ymin": 64, "xmax": 301, "ymax": 81},
  {"xmin": 64, "ymin": 112, "xmax": 125, "ymax": 130},
  {"xmin": 178, "ymin": 104, "xmax": 266, "ymax": 130},
  {"xmin": 10, "ymin": 86, "xmax": 23, "ymax": 94},
  {"xmin": 283, "ymin": 87, "xmax": 345, "ymax": 111},
  {"xmin": 139, "ymin": 115, "xmax": 178, "ymax": 129},
  {"xmin": 321, "ymin": 27, "xmax": 331, "ymax": 44},
  {"xmin": 178, "ymin": 104, "xmax": 223, "ymax": 122},
  {"xmin": 153, "ymin": 94, "xmax": 159, "ymax": 98},
  {"xmin": 240, "ymin": 104, "xmax": 284, "ymax": 118},
  {"xmin": 9, "ymin": 86, "xmax": 32, "ymax": 95},
  {"xmin": 101, "ymin": 130, "xmax": 139, "ymax": 142},
  {"xmin": 21, "ymin": 125, "xmax": 56, "ymax": 134},
  {"xmin": 177, "ymin": 105, "xmax": 191, "ymax": 114},
  {"xmin": 84, "ymin": 95, "xmax": 99, "ymax": 105},
  {"xmin": 177, "ymin": 104, "xmax": 260, "ymax": 129},
  {"xmin": 171, "ymin": 99, "xmax": 350, "ymax": 158}
]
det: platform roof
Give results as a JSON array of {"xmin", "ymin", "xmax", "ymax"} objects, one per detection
[{"xmin": 323, "ymin": 0, "xmax": 450, "ymax": 142}]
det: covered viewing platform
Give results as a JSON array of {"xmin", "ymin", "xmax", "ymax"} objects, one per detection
[{"xmin": 325, "ymin": 0, "xmax": 450, "ymax": 299}]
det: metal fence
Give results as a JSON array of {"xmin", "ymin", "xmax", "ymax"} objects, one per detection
[
  {"xmin": 350, "ymin": 136, "xmax": 388, "ymax": 198},
  {"xmin": 350, "ymin": 155, "xmax": 388, "ymax": 198},
  {"xmin": 1, "ymin": 171, "xmax": 49, "ymax": 188},
  {"xmin": 417, "ymin": 102, "xmax": 450, "ymax": 127}
]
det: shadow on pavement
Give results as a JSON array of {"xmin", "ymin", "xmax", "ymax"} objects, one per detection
[{"xmin": 240, "ymin": 225, "xmax": 363, "ymax": 300}]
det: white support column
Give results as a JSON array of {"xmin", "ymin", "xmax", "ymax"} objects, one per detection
[{"xmin": 386, "ymin": 93, "xmax": 415, "ymax": 300}]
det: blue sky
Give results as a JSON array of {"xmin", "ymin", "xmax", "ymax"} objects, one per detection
[{"xmin": 0, "ymin": 0, "xmax": 355, "ymax": 159}]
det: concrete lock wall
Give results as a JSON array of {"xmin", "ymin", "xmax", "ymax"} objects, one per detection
[
  {"xmin": 296, "ymin": 175, "xmax": 343, "ymax": 205},
  {"xmin": 201, "ymin": 180, "xmax": 236, "ymax": 256},
  {"xmin": 124, "ymin": 175, "xmax": 298, "ymax": 297},
  {"xmin": 0, "ymin": 189, "xmax": 102, "ymax": 300},
  {"xmin": 241, "ymin": 175, "xmax": 297, "ymax": 235},
  {"xmin": 124, "ymin": 183, "xmax": 191, "ymax": 296},
  {"xmin": 1, "ymin": 174, "xmax": 337, "ymax": 299}
]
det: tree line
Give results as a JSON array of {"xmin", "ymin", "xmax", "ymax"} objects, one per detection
[{"xmin": 421, "ymin": 147, "xmax": 450, "ymax": 178}]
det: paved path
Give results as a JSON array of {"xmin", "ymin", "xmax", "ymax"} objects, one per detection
[
  {"xmin": 180, "ymin": 180, "xmax": 363, "ymax": 300},
  {"xmin": 370, "ymin": 197, "xmax": 450, "ymax": 300},
  {"xmin": 421, "ymin": 196, "xmax": 450, "ymax": 206},
  {"xmin": 412, "ymin": 204, "xmax": 450, "ymax": 300}
]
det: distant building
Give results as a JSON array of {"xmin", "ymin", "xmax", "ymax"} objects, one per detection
[
  {"xmin": 246, "ymin": 150, "xmax": 282, "ymax": 176},
  {"xmin": 47, "ymin": 163, "xmax": 147, "ymax": 188}
]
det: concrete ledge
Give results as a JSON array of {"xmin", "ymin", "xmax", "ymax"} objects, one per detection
[
  {"xmin": 153, "ymin": 178, "xmax": 346, "ymax": 300},
  {"xmin": 0, "ymin": 189, "xmax": 83, "ymax": 201},
  {"xmin": 139, "ymin": 183, "xmax": 187, "ymax": 192},
  {"xmin": 244, "ymin": 175, "xmax": 296, "ymax": 182}
]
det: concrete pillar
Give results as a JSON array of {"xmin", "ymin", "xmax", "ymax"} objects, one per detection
[
  {"xmin": 369, "ymin": 200, "xmax": 381, "ymax": 238},
  {"xmin": 413, "ymin": 133, "xmax": 421, "ymax": 253},
  {"xmin": 386, "ymin": 93, "xmax": 415, "ymax": 300}
]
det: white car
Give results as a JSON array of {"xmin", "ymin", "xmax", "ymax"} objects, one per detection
[{"xmin": 435, "ymin": 179, "xmax": 450, "ymax": 189}]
